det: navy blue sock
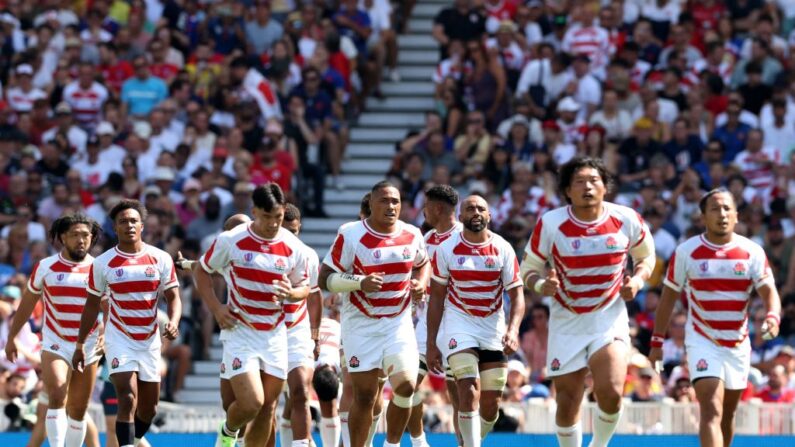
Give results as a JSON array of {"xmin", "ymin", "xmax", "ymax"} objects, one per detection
[
  {"xmin": 134, "ymin": 416, "xmax": 152, "ymax": 440},
  {"xmin": 116, "ymin": 421, "xmax": 135, "ymax": 447}
]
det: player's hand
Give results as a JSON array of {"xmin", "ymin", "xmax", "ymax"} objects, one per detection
[
  {"xmin": 163, "ymin": 321, "xmax": 180, "ymax": 340},
  {"xmin": 214, "ymin": 305, "xmax": 238, "ymax": 330},
  {"xmin": 410, "ymin": 279, "xmax": 424, "ymax": 301},
  {"xmin": 648, "ymin": 347, "xmax": 663, "ymax": 368},
  {"xmin": 540, "ymin": 269, "xmax": 560, "ymax": 296},
  {"xmin": 72, "ymin": 347, "xmax": 85, "ymax": 373},
  {"xmin": 619, "ymin": 275, "xmax": 642, "ymax": 301},
  {"xmin": 502, "ymin": 329, "xmax": 519, "ymax": 355},
  {"xmin": 272, "ymin": 277, "xmax": 295, "ymax": 301},
  {"xmin": 361, "ymin": 273, "xmax": 384, "ymax": 293},
  {"xmin": 95, "ymin": 334, "xmax": 105, "ymax": 355},
  {"xmin": 175, "ymin": 251, "xmax": 188, "ymax": 271},
  {"xmin": 313, "ymin": 340, "xmax": 321, "ymax": 361},
  {"xmin": 761, "ymin": 316, "xmax": 780, "ymax": 340},
  {"xmin": 4, "ymin": 338, "xmax": 17, "ymax": 363},
  {"xmin": 426, "ymin": 343, "xmax": 444, "ymax": 375}
]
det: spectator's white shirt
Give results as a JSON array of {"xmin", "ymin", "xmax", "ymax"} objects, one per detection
[
  {"xmin": 777, "ymin": 0, "xmax": 795, "ymax": 19},
  {"xmin": 551, "ymin": 142, "xmax": 577, "ymax": 166},
  {"xmin": 99, "ymin": 144, "xmax": 128, "ymax": 170},
  {"xmin": 0, "ymin": 222, "xmax": 46, "ymax": 242},
  {"xmin": 573, "ymin": 73, "xmax": 601, "ymax": 119},
  {"xmin": 762, "ymin": 120, "xmax": 795, "ymax": 161},
  {"xmin": 714, "ymin": 110, "xmax": 760, "ymax": 129},
  {"xmin": 742, "ymin": 34, "xmax": 788, "ymax": 60},
  {"xmin": 589, "ymin": 109, "xmax": 634, "ymax": 140},
  {"xmin": 79, "ymin": 28, "xmax": 113, "ymax": 44},
  {"xmin": 200, "ymin": 187, "xmax": 233, "ymax": 207},
  {"xmin": 486, "ymin": 38, "xmax": 526, "ymax": 71},
  {"xmin": 37, "ymin": 197, "xmax": 65, "ymax": 223},
  {"xmin": 661, "ymin": 338, "xmax": 685, "ymax": 367},
  {"xmin": 6, "ymin": 87, "xmax": 47, "ymax": 112},
  {"xmin": 523, "ymin": 22, "xmax": 543, "ymax": 47},
  {"xmin": 516, "ymin": 58, "xmax": 574, "ymax": 105},
  {"xmin": 760, "ymin": 98, "xmax": 795, "ymax": 129},
  {"xmin": 496, "ymin": 115, "xmax": 544, "ymax": 146},
  {"xmin": 149, "ymin": 129, "xmax": 181, "ymax": 155},
  {"xmin": 653, "ymin": 227, "xmax": 677, "ymax": 260},
  {"xmin": 42, "ymin": 125, "xmax": 88, "ymax": 158},
  {"xmin": 640, "ymin": 0, "xmax": 680, "ymax": 23},
  {"xmin": 359, "ymin": 0, "xmax": 391, "ymax": 33},
  {"xmin": 558, "ymin": 118, "xmax": 585, "ymax": 145},
  {"xmin": 137, "ymin": 147, "xmax": 160, "ymax": 182},
  {"xmin": 672, "ymin": 194, "xmax": 702, "ymax": 235},
  {"xmin": 72, "ymin": 157, "xmax": 117, "ymax": 188},
  {"xmin": 631, "ymin": 97, "xmax": 679, "ymax": 124}
]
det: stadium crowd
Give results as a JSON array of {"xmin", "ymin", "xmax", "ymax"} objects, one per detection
[{"xmin": 0, "ymin": 0, "xmax": 794, "ymax": 439}]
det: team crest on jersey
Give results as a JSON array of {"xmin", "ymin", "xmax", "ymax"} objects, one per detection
[
  {"xmin": 586, "ymin": 227, "xmax": 597, "ymax": 234},
  {"xmin": 448, "ymin": 338, "xmax": 458, "ymax": 350},
  {"xmin": 115, "ymin": 268, "xmax": 124, "ymax": 278},
  {"xmin": 145, "ymin": 266, "xmax": 156, "ymax": 278},
  {"xmin": 572, "ymin": 240, "xmax": 581, "ymax": 250},
  {"xmin": 716, "ymin": 250, "xmax": 726, "ymax": 258},
  {"xmin": 111, "ymin": 358, "xmax": 119, "ymax": 369},
  {"xmin": 244, "ymin": 253, "xmax": 254, "ymax": 263},
  {"xmin": 699, "ymin": 261, "xmax": 709, "ymax": 273},
  {"xmin": 733, "ymin": 262, "xmax": 746, "ymax": 276},
  {"xmin": 484, "ymin": 257, "xmax": 496, "ymax": 269},
  {"xmin": 57, "ymin": 273, "xmax": 65, "ymax": 282},
  {"xmin": 274, "ymin": 258, "xmax": 286, "ymax": 272},
  {"xmin": 402, "ymin": 247, "xmax": 412, "ymax": 260},
  {"xmin": 457, "ymin": 256, "xmax": 466, "ymax": 265},
  {"xmin": 220, "ymin": 362, "xmax": 226, "ymax": 374},
  {"xmin": 261, "ymin": 245, "xmax": 271, "ymax": 253},
  {"xmin": 696, "ymin": 359, "xmax": 708, "ymax": 372},
  {"xmin": 349, "ymin": 356, "xmax": 360, "ymax": 368},
  {"xmin": 605, "ymin": 236, "xmax": 619, "ymax": 250},
  {"xmin": 50, "ymin": 343, "xmax": 59, "ymax": 351},
  {"xmin": 232, "ymin": 357, "xmax": 242, "ymax": 370},
  {"xmin": 551, "ymin": 358, "xmax": 561, "ymax": 371},
  {"xmin": 373, "ymin": 249, "xmax": 381, "ymax": 260}
]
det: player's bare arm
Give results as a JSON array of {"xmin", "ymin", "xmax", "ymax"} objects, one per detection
[
  {"xmin": 503, "ymin": 286, "xmax": 524, "ymax": 355},
  {"xmin": 425, "ymin": 279, "xmax": 447, "ymax": 375},
  {"xmin": 162, "ymin": 286, "xmax": 181, "ymax": 340},
  {"xmin": 4, "ymin": 287, "xmax": 42, "ymax": 363},
  {"xmin": 308, "ymin": 290, "xmax": 323, "ymax": 359},
  {"xmin": 757, "ymin": 283, "xmax": 782, "ymax": 340},
  {"xmin": 318, "ymin": 263, "xmax": 384, "ymax": 294},
  {"xmin": 410, "ymin": 259, "xmax": 430, "ymax": 301},
  {"xmin": 648, "ymin": 284, "xmax": 680, "ymax": 366},
  {"xmin": 72, "ymin": 291, "xmax": 103, "ymax": 372},
  {"xmin": 194, "ymin": 265, "xmax": 239, "ymax": 331},
  {"xmin": 620, "ymin": 227, "xmax": 655, "ymax": 301}
]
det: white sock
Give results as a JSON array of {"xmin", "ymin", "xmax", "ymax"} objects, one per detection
[
  {"xmin": 280, "ymin": 419, "xmax": 293, "ymax": 447},
  {"xmin": 589, "ymin": 407, "xmax": 622, "ymax": 447},
  {"xmin": 366, "ymin": 412, "xmax": 381, "ymax": 447},
  {"xmin": 238, "ymin": 439, "xmax": 246, "ymax": 447},
  {"xmin": 556, "ymin": 422, "xmax": 582, "ymax": 447},
  {"xmin": 46, "ymin": 408, "xmax": 68, "ymax": 447},
  {"xmin": 65, "ymin": 416, "xmax": 87, "ymax": 447},
  {"xmin": 383, "ymin": 441, "xmax": 400, "ymax": 447},
  {"xmin": 410, "ymin": 432, "xmax": 427, "ymax": 447},
  {"xmin": 293, "ymin": 440, "xmax": 311, "ymax": 447},
  {"xmin": 480, "ymin": 415, "xmax": 498, "ymax": 439},
  {"xmin": 340, "ymin": 412, "xmax": 350, "ymax": 447},
  {"xmin": 458, "ymin": 411, "xmax": 481, "ymax": 447},
  {"xmin": 321, "ymin": 417, "xmax": 341, "ymax": 447}
]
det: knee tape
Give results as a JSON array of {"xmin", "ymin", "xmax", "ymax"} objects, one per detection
[
  {"xmin": 391, "ymin": 392, "xmax": 414, "ymax": 409},
  {"xmin": 411, "ymin": 392, "xmax": 423, "ymax": 407},
  {"xmin": 383, "ymin": 352, "xmax": 418, "ymax": 384},
  {"xmin": 448, "ymin": 352, "xmax": 479, "ymax": 380},
  {"xmin": 480, "ymin": 367, "xmax": 508, "ymax": 392}
]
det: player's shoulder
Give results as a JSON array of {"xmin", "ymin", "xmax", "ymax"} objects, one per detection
[
  {"xmin": 733, "ymin": 234, "xmax": 766, "ymax": 256},
  {"xmin": 143, "ymin": 244, "xmax": 174, "ymax": 262},
  {"xmin": 35, "ymin": 254, "xmax": 62, "ymax": 272},
  {"xmin": 218, "ymin": 222, "xmax": 250, "ymax": 242},
  {"xmin": 437, "ymin": 229, "xmax": 463, "ymax": 249},
  {"xmin": 605, "ymin": 202, "xmax": 643, "ymax": 223},
  {"xmin": 538, "ymin": 206, "xmax": 569, "ymax": 226},
  {"xmin": 337, "ymin": 220, "xmax": 365, "ymax": 238},
  {"xmin": 398, "ymin": 220, "xmax": 425, "ymax": 240},
  {"xmin": 92, "ymin": 247, "xmax": 119, "ymax": 264},
  {"xmin": 489, "ymin": 231, "xmax": 515, "ymax": 253}
]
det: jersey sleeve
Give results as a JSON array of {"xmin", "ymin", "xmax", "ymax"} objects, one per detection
[
  {"xmin": 26, "ymin": 260, "xmax": 46, "ymax": 294},
  {"xmin": 306, "ymin": 250, "xmax": 320, "ymax": 293},
  {"xmin": 413, "ymin": 230, "xmax": 429, "ymax": 268},
  {"xmin": 663, "ymin": 249, "xmax": 686, "ymax": 292},
  {"xmin": 524, "ymin": 215, "xmax": 551, "ymax": 263},
  {"xmin": 750, "ymin": 246, "xmax": 775, "ymax": 289},
  {"xmin": 87, "ymin": 259, "xmax": 107, "ymax": 297},
  {"xmin": 287, "ymin": 246, "xmax": 311, "ymax": 289},
  {"xmin": 322, "ymin": 230, "xmax": 354, "ymax": 273},
  {"xmin": 200, "ymin": 233, "xmax": 232, "ymax": 274},
  {"xmin": 431, "ymin": 245, "xmax": 450, "ymax": 285},
  {"xmin": 160, "ymin": 251, "xmax": 179, "ymax": 291},
  {"xmin": 501, "ymin": 243, "xmax": 523, "ymax": 290}
]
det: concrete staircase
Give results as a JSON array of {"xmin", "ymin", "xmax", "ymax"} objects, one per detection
[{"xmin": 176, "ymin": 1, "xmax": 445, "ymax": 406}]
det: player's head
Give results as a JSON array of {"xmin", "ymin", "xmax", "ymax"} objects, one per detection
[
  {"xmin": 49, "ymin": 213, "xmax": 101, "ymax": 261},
  {"xmin": 423, "ymin": 185, "xmax": 459, "ymax": 228},
  {"xmin": 359, "ymin": 193, "xmax": 372, "ymax": 219},
  {"xmin": 558, "ymin": 156, "xmax": 612, "ymax": 206},
  {"xmin": 282, "ymin": 203, "xmax": 302, "ymax": 235},
  {"xmin": 109, "ymin": 199, "xmax": 147, "ymax": 245},
  {"xmin": 369, "ymin": 181, "xmax": 400, "ymax": 227},
  {"xmin": 223, "ymin": 213, "xmax": 251, "ymax": 231},
  {"xmin": 252, "ymin": 183, "xmax": 286, "ymax": 238},
  {"xmin": 312, "ymin": 364, "xmax": 340, "ymax": 402},
  {"xmin": 699, "ymin": 188, "xmax": 737, "ymax": 237},
  {"xmin": 459, "ymin": 195, "xmax": 490, "ymax": 233}
]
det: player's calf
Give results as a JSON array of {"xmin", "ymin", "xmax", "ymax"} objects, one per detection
[{"xmin": 478, "ymin": 366, "xmax": 507, "ymax": 438}]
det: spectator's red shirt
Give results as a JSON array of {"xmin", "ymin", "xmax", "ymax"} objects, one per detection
[
  {"xmin": 150, "ymin": 63, "xmax": 180, "ymax": 82},
  {"xmin": 251, "ymin": 153, "xmax": 295, "ymax": 192},
  {"xmin": 705, "ymin": 95, "xmax": 728, "ymax": 116},
  {"xmin": 100, "ymin": 61, "xmax": 134, "ymax": 93},
  {"xmin": 755, "ymin": 387, "xmax": 795, "ymax": 403},
  {"xmin": 329, "ymin": 51, "xmax": 352, "ymax": 85},
  {"xmin": 690, "ymin": 3, "xmax": 726, "ymax": 35}
]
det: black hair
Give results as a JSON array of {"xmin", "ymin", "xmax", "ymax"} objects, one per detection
[
  {"xmin": 698, "ymin": 188, "xmax": 734, "ymax": 214},
  {"xmin": 745, "ymin": 61, "xmax": 763, "ymax": 75},
  {"xmin": 312, "ymin": 365, "xmax": 340, "ymax": 402},
  {"xmin": 252, "ymin": 183, "xmax": 286, "ymax": 212},
  {"xmin": 230, "ymin": 56, "xmax": 249, "ymax": 69},
  {"xmin": 284, "ymin": 203, "xmax": 301, "ymax": 223},
  {"xmin": 557, "ymin": 156, "xmax": 613, "ymax": 204},
  {"xmin": 531, "ymin": 303, "xmax": 550, "ymax": 319},
  {"xmin": 371, "ymin": 180, "xmax": 398, "ymax": 194},
  {"xmin": 48, "ymin": 213, "xmax": 102, "ymax": 247},
  {"xmin": 109, "ymin": 199, "xmax": 148, "ymax": 223},
  {"xmin": 360, "ymin": 193, "xmax": 372, "ymax": 218},
  {"xmin": 425, "ymin": 185, "xmax": 459, "ymax": 208}
]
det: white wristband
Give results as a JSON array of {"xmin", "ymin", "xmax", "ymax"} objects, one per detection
[
  {"xmin": 534, "ymin": 279, "xmax": 546, "ymax": 294},
  {"xmin": 631, "ymin": 276, "xmax": 645, "ymax": 290},
  {"xmin": 327, "ymin": 272, "xmax": 365, "ymax": 293}
]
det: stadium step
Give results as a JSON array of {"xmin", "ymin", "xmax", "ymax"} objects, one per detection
[
  {"xmin": 192, "ymin": 360, "xmax": 219, "ymax": 376},
  {"xmin": 359, "ymin": 112, "xmax": 426, "ymax": 127},
  {"xmin": 413, "ymin": 3, "xmax": 444, "ymax": 19},
  {"xmin": 175, "ymin": 390, "xmax": 219, "ymax": 405},
  {"xmin": 408, "ymin": 19, "xmax": 433, "ymax": 34},
  {"xmin": 184, "ymin": 375, "xmax": 221, "ymax": 390},
  {"xmin": 325, "ymin": 203, "xmax": 364, "ymax": 219},
  {"xmin": 396, "ymin": 66, "xmax": 435, "ymax": 82},
  {"xmin": 303, "ymin": 217, "xmax": 357, "ymax": 232},
  {"xmin": 342, "ymin": 159, "xmax": 392, "ymax": 174},
  {"xmin": 350, "ymin": 128, "xmax": 408, "ymax": 143},
  {"xmin": 337, "ymin": 173, "xmax": 394, "ymax": 188},
  {"xmin": 381, "ymin": 81, "xmax": 435, "ymax": 97},
  {"xmin": 346, "ymin": 143, "xmax": 398, "ymax": 158},
  {"xmin": 398, "ymin": 50, "xmax": 440, "ymax": 65},
  {"xmin": 366, "ymin": 96, "xmax": 436, "ymax": 112},
  {"xmin": 305, "ymin": 188, "xmax": 372, "ymax": 205},
  {"xmin": 397, "ymin": 35, "xmax": 439, "ymax": 50}
]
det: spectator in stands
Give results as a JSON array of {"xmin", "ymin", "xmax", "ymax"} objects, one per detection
[
  {"xmin": 590, "ymin": 89, "xmax": 633, "ymax": 142},
  {"xmin": 755, "ymin": 365, "xmax": 795, "ymax": 402},
  {"xmin": 432, "ymin": 0, "xmax": 485, "ymax": 56},
  {"xmin": 464, "ymin": 39, "xmax": 509, "ymax": 129},
  {"xmin": 121, "ymin": 55, "xmax": 169, "ymax": 118},
  {"xmin": 454, "ymin": 110, "xmax": 493, "ymax": 179},
  {"xmin": 245, "ymin": 1, "xmax": 284, "ymax": 56}
]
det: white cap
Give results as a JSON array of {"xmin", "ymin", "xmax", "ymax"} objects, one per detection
[
  {"xmin": 152, "ymin": 167, "xmax": 175, "ymax": 182},
  {"xmin": 133, "ymin": 121, "xmax": 152, "ymax": 139},
  {"xmin": 16, "ymin": 64, "xmax": 33, "ymax": 76},
  {"xmin": 557, "ymin": 96, "xmax": 581, "ymax": 112},
  {"xmin": 96, "ymin": 121, "xmax": 115, "ymax": 136}
]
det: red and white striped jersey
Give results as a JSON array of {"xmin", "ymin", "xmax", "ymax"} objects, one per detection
[
  {"xmin": 416, "ymin": 222, "xmax": 463, "ymax": 322},
  {"xmin": 201, "ymin": 224, "xmax": 310, "ymax": 332},
  {"xmin": 283, "ymin": 242, "xmax": 320, "ymax": 329},
  {"xmin": 323, "ymin": 219, "xmax": 428, "ymax": 320},
  {"xmin": 664, "ymin": 234, "xmax": 773, "ymax": 348},
  {"xmin": 686, "ymin": 58, "xmax": 733, "ymax": 87},
  {"xmin": 88, "ymin": 244, "xmax": 178, "ymax": 349},
  {"xmin": 486, "ymin": 39, "xmax": 526, "ymax": 71},
  {"xmin": 561, "ymin": 25, "xmax": 613, "ymax": 74},
  {"xmin": 28, "ymin": 253, "xmax": 97, "ymax": 343},
  {"xmin": 6, "ymin": 87, "xmax": 47, "ymax": 112},
  {"xmin": 733, "ymin": 148, "xmax": 781, "ymax": 191},
  {"xmin": 432, "ymin": 58, "xmax": 472, "ymax": 84},
  {"xmin": 432, "ymin": 231, "xmax": 521, "ymax": 318},
  {"xmin": 524, "ymin": 203, "xmax": 649, "ymax": 314},
  {"xmin": 316, "ymin": 317, "xmax": 341, "ymax": 370},
  {"xmin": 62, "ymin": 81, "xmax": 109, "ymax": 128}
]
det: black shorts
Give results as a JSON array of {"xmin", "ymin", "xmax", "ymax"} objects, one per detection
[
  {"xmin": 101, "ymin": 381, "xmax": 118, "ymax": 416},
  {"xmin": 476, "ymin": 348, "xmax": 507, "ymax": 364}
]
